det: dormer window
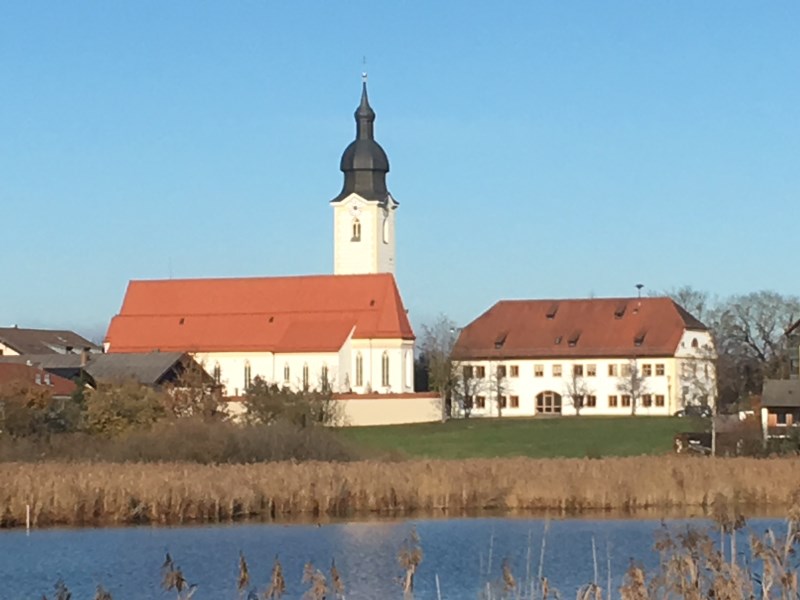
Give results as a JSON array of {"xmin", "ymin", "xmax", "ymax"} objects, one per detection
[
  {"xmin": 546, "ymin": 303, "xmax": 559, "ymax": 319},
  {"xmin": 352, "ymin": 218, "xmax": 361, "ymax": 242},
  {"xmin": 614, "ymin": 302, "xmax": 627, "ymax": 319},
  {"xmin": 634, "ymin": 332, "xmax": 646, "ymax": 347},
  {"xmin": 494, "ymin": 331, "xmax": 508, "ymax": 349},
  {"xmin": 567, "ymin": 331, "xmax": 581, "ymax": 347}
]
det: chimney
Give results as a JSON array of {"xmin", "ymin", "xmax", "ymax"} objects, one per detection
[{"xmin": 81, "ymin": 347, "xmax": 90, "ymax": 367}]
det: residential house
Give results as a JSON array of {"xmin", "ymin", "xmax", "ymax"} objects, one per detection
[
  {"xmin": 0, "ymin": 363, "xmax": 76, "ymax": 399},
  {"xmin": 0, "ymin": 326, "xmax": 101, "ymax": 357},
  {"xmin": 0, "ymin": 352, "xmax": 203, "ymax": 388},
  {"xmin": 760, "ymin": 380, "xmax": 800, "ymax": 439}
]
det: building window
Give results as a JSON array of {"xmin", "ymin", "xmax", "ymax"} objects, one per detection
[
  {"xmin": 691, "ymin": 338, "xmax": 699, "ymax": 349},
  {"xmin": 213, "ymin": 363, "xmax": 221, "ymax": 384},
  {"xmin": 497, "ymin": 365, "xmax": 507, "ymax": 378},
  {"xmin": 655, "ymin": 395, "xmax": 665, "ymax": 407},
  {"xmin": 642, "ymin": 394, "xmax": 652, "ymax": 407},
  {"xmin": 351, "ymin": 218, "xmax": 361, "ymax": 242},
  {"xmin": 586, "ymin": 395, "xmax": 597, "ymax": 408},
  {"xmin": 534, "ymin": 364, "xmax": 544, "ymax": 377},
  {"xmin": 283, "ymin": 363, "xmax": 290, "ymax": 384},
  {"xmin": 510, "ymin": 395, "xmax": 519, "ymax": 408},
  {"xmin": 381, "ymin": 352, "xmax": 390, "ymax": 387},
  {"xmin": 536, "ymin": 391, "xmax": 562, "ymax": 414},
  {"xmin": 475, "ymin": 366, "xmax": 486, "ymax": 379},
  {"xmin": 586, "ymin": 364, "xmax": 596, "ymax": 377},
  {"xmin": 355, "ymin": 353, "xmax": 363, "ymax": 387},
  {"xmin": 244, "ymin": 362, "xmax": 252, "ymax": 389},
  {"xmin": 656, "ymin": 364, "xmax": 665, "ymax": 376},
  {"xmin": 621, "ymin": 363, "xmax": 631, "ymax": 377},
  {"xmin": 573, "ymin": 364, "xmax": 583, "ymax": 376},
  {"xmin": 621, "ymin": 394, "xmax": 631, "ymax": 408},
  {"xmin": 499, "ymin": 395, "xmax": 507, "ymax": 409},
  {"xmin": 777, "ymin": 411, "xmax": 788, "ymax": 426},
  {"xmin": 642, "ymin": 364, "xmax": 652, "ymax": 377},
  {"xmin": 475, "ymin": 395, "xmax": 486, "ymax": 409},
  {"xmin": 302, "ymin": 363, "xmax": 309, "ymax": 390},
  {"xmin": 382, "ymin": 217, "xmax": 389, "ymax": 244},
  {"xmin": 320, "ymin": 364, "xmax": 329, "ymax": 389},
  {"xmin": 509, "ymin": 365, "xmax": 519, "ymax": 377},
  {"xmin": 463, "ymin": 365, "xmax": 474, "ymax": 379},
  {"xmin": 608, "ymin": 395, "xmax": 618, "ymax": 407},
  {"xmin": 552, "ymin": 364, "xmax": 562, "ymax": 377},
  {"xmin": 608, "ymin": 364, "xmax": 618, "ymax": 377}
]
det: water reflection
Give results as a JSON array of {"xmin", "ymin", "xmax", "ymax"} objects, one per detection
[{"xmin": 0, "ymin": 516, "xmax": 783, "ymax": 599}]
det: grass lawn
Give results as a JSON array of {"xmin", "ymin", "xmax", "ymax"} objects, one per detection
[{"xmin": 339, "ymin": 416, "xmax": 707, "ymax": 459}]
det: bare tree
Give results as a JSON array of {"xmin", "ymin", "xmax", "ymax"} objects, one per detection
[
  {"xmin": 455, "ymin": 365, "xmax": 484, "ymax": 418},
  {"xmin": 490, "ymin": 365, "xmax": 508, "ymax": 417},
  {"xmin": 617, "ymin": 359, "xmax": 648, "ymax": 416},
  {"xmin": 658, "ymin": 285, "xmax": 714, "ymax": 322},
  {"xmin": 418, "ymin": 315, "xmax": 461, "ymax": 422},
  {"xmin": 564, "ymin": 366, "xmax": 592, "ymax": 416}
]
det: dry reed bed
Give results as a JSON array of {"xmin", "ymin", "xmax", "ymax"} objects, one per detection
[{"xmin": 2, "ymin": 456, "xmax": 799, "ymax": 528}]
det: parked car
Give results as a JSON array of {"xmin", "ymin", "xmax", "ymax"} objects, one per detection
[{"xmin": 675, "ymin": 404, "xmax": 713, "ymax": 418}]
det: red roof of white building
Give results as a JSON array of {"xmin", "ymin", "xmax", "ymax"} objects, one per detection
[
  {"xmin": 453, "ymin": 297, "xmax": 707, "ymax": 360},
  {"xmin": 105, "ymin": 273, "xmax": 414, "ymax": 354}
]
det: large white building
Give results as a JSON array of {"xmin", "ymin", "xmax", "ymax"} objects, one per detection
[
  {"xmin": 452, "ymin": 297, "xmax": 717, "ymax": 417},
  {"xmin": 103, "ymin": 82, "xmax": 441, "ymax": 426}
]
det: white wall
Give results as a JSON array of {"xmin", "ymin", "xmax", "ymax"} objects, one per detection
[
  {"xmin": 194, "ymin": 337, "xmax": 414, "ymax": 395},
  {"xmin": 0, "ymin": 342, "xmax": 20, "ymax": 356},
  {"xmin": 458, "ymin": 357, "xmax": 679, "ymax": 417},
  {"xmin": 339, "ymin": 394, "xmax": 440, "ymax": 426},
  {"xmin": 332, "ymin": 193, "xmax": 397, "ymax": 275}
]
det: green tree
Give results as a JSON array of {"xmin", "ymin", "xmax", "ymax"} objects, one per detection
[
  {"xmin": 243, "ymin": 377, "xmax": 341, "ymax": 427},
  {"xmin": 84, "ymin": 380, "xmax": 167, "ymax": 435}
]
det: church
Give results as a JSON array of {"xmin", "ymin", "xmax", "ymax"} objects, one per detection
[{"xmin": 104, "ymin": 80, "xmax": 440, "ymax": 425}]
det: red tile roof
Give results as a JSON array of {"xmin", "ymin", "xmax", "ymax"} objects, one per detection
[
  {"xmin": 105, "ymin": 273, "xmax": 414, "ymax": 354},
  {"xmin": 452, "ymin": 297, "xmax": 707, "ymax": 361},
  {"xmin": 0, "ymin": 363, "xmax": 77, "ymax": 396}
]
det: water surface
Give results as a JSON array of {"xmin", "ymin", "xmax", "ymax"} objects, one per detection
[{"xmin": 0, "ymin": 516, "xmax": 783, "ymax": 599}]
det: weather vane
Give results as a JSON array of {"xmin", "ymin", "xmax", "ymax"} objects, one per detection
[{"xmin": 362, "ymin": 56, "xmax": 368, "ymax": 82}]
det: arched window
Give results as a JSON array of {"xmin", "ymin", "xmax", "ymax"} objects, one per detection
[
  {"xmin": 213, "ymin": 363, "xmax": 221, "ymax": 384},
  {"xmin": 302, "ymin": 363, "xmax": 309, "ymax": 390},
  {"xmin": 355, "ymin": 352, "xmax": 364, "ymax": 387},
  {"xmin": 352, "ymin": 218, "xmax": 361, "ymax": 242},
  {"xmin": 382, "ymin": 217, "xmax": 389, "ymax": 244},
  {"xmin": 536, "ymin": 391, "xmax": 562, "ymax": 415},
  {"xmin": 320, "ymin": 364, "xmax": 329, "ymax": 390},
  {"xmin": 283, "ymin": 363, "xmax": 290, "ymax": 384},
  {"xmin": 691, "ymin": 338, "xmax": 699, "ymax": 349},
  {"xmin": 381, "ymin": 352, "xmax": 390, "ymax": 387},
  {"xmin": 244, "ymin": 361, "xmax": 252, "ymax": 389}
]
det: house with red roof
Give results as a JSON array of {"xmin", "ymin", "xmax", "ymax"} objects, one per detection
[
  {"xmin": 452, "ymin": 297, "xmax": 717, "ymax": 417},
  {"xmin": 0, "ymin": 363, "xmax": 77, "ymax": 399}
]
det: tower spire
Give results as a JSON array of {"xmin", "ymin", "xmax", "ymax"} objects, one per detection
[{"xmin": 356, "ymin": 73, "xmax": 375, "ymax": 139}]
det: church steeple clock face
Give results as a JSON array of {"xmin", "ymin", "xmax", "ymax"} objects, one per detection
[{"xmin": 348, "ymin": 200, "xmax": 364, "ymax": 217}]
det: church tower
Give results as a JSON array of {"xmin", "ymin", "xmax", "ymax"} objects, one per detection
[{"xmin": 331, "ymin": 78, "xmax": 398, "ymax": 275}]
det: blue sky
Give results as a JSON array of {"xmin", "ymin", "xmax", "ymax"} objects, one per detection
[{"xmin": 1, "ymin": 2, "xmax": 798, "ymax": 340}]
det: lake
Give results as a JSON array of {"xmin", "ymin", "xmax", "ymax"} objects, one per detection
[{"xmin": 0, "ymin": 515, "xmax": 784, "ymax": 599}]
